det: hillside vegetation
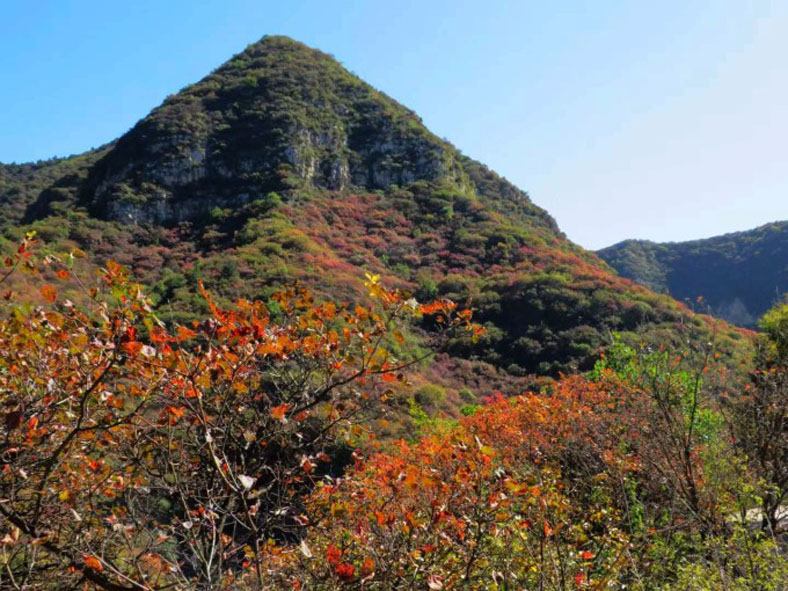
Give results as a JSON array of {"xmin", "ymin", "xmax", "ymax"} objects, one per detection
[
  {"xmin": 599, "ymin": 221, "xmax": 788, "ymax": 326},
  {"xmin": 0, "ymin": 239, "xmax": 784, "ymax": 590},
  {"xmin": 0, "ymin": 35, "xmax": 784, "ymax": 590},
  {"xmin": 0, "ymin": 37, "xmax": 749, "ymax": 394}
]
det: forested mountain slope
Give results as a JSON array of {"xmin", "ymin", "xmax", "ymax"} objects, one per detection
[
  {"xmin": 0, "ymin": 36, "xmax": 750, "ymax": 397},
  {"xmin": 599, "ymin": 221, "xmax": 788, "ymax": 326}
]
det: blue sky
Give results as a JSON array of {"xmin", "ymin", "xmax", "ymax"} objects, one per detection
[{"xmin": 1, "ymin": 1, "xmax": 786, "ymax": 249}]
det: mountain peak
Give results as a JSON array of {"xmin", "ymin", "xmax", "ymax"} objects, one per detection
[
  {"xmin": 77, "ymin": 35, "xmax": 483, "ymax": 225},
  {"xmin": 234, "ymin": 34, "xmax": 323, "ymax": 56}
]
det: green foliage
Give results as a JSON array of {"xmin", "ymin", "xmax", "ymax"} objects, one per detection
[
  {"xmin": 759, "ymin": 296, "xmax": 788, "ymax": 358},
  {"xmin": 459, "ymin": 403, "xmax": 480, "ymax": 416},
  {"xmin": 662, "ymin": 528, "xmax": 788, "ymax": 591},
  {"xmin": 0, "ymin": 148, "xmax": 107, "ymax": 230},
  {"xmin": 458, "ymin": 386, "xmax": 477, "ymax": 403},
  {"xmin": 600, "ymin": 221, "xmax": 788, "ymax": 327},
  {"xmin": 592, "ymin": 334, "xmax": 725, "ymax": 445},
  {"xmin": 413, "ymin": 383, "xmax": 447, "ymax": 409},
  {"xmin": 406, "ymin": 398, "xmax": 456, "ymax": 437},
  {"xmin": 247, "ymin": 192, "xmax": 282, "ymax": 216}
]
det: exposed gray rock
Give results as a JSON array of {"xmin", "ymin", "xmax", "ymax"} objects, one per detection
[{"xmin": 88, "ymin": 116, "xmax": 461, "ymax": 225}]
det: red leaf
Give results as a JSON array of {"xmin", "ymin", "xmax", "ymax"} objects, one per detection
[
  {"xmin": 326, "ymin": 544, "xmax": 341, "ymax": 566},
  {"xmin": 334, "ymin": 563, "xmax": 355, "ymax": 581},
  {"xmin": 122, "ymin": 341, "xmax": 143, "ymax": 356}
]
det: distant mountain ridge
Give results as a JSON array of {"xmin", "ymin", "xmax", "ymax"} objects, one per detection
[
  {"xmin": 0, "ymin": 36, "xmax": 751, "ymax": 402},
  {"xmin": 598, "ymin": 221, "xmax": 788, "ymax": 326}
]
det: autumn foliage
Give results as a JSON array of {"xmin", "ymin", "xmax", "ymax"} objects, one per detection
[
  {"xmin": 0, "ymin": 240, "xmax": 786, "ymax": 591},
  {"xmin": 273, "ymin": 375, "xmax": 635, "ymax": 589},
  {"xmin": 274, "ymin": 364, "xmax": 786, "ymax": 590},
  {"xmin": 0, "ymin": 241, "xmax": 474, "ymax": 589}
]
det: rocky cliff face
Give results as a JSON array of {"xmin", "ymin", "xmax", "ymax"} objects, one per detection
[{"xmin": 79, "ymin": 36, "xmax": 468, "ymax": 225}]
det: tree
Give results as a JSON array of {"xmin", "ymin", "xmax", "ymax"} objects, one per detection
[
  {"xmin": 726, "ymin": 300, "xmax": 788, "ymax": 533},
  {"xmin": 275, "ymin": 375, "xmax": 653, "ymax": 590},
  {"xmin": 0, "ymin": 250, "xmax": 476, "ymax": 590}
]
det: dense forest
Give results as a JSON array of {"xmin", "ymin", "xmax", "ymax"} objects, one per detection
[
  {"xmin": 0, "ymin": 36, "xmax": 785, "ymax": 590},
  {"xmin": 599, "ymin": 221, "xmax": 788, "ymax": 327}
]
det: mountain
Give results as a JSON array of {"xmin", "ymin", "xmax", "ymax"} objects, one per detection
[
  {"xmin": 0, "ymin": 36, "xmax": 751, "ymax": 400},
  {"xmin": 598, "ymin": 221, "xmax": 788, "ymax": 326}
]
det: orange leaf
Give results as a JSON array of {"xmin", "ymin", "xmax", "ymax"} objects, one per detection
[
  {"xmin": 361, "ymin": 556, "xmax": 375, "ymax": 578},
  {"xmin": 166, "ymin": 406, "xmax": 185, "ymax": 423},
  {"xmin": 421, "ymin": 544, "xmax": 437, "ymax": 553},
  {"xmin": 374, "ymin": 511, "xmax": 386, "ymax": 526},
  {"xmin": 270, "ymin": 404, "xmax": 291, "ymax": 421},
  {"xmin": 84, "ymin": 555, "xmax": 103, "ymax": 571},
  {"xmin": 122, "ymin": 341, "xmax": 143, "ymax": 356},
  {"xmin": 150, "ymin": 327, "xmax": 171, "ymax": 343},
  {"xmin": 177, "ymin": 326, "xmax": 196, "ymax": 342},
  {"xmin": 543, "ymin": 520, "xmax": 553, "ymax": 537},
  {"xmin": 40, "ymin": 284, "xmax": 57, "ymax": 303}
]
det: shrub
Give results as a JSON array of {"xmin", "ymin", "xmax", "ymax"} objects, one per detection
[{"xmin": 414, "ymin": 383, "xmax": 447, "ymax": 409}]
